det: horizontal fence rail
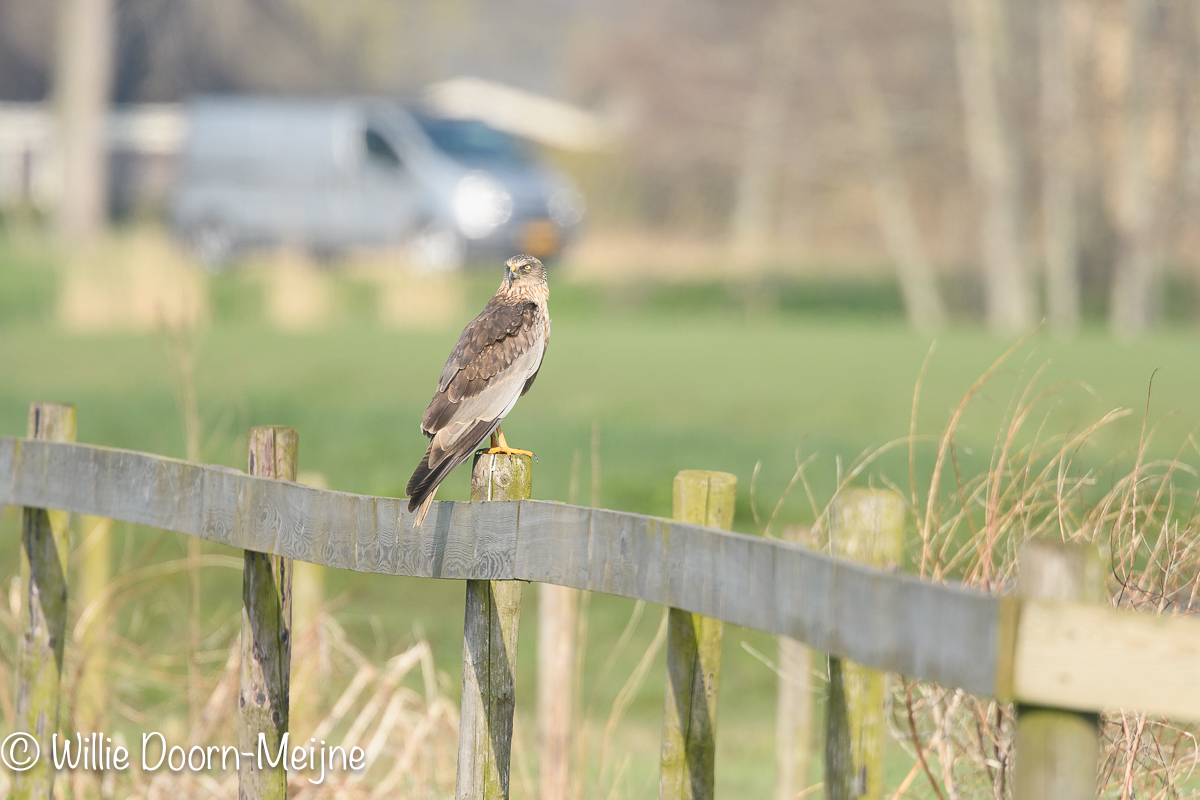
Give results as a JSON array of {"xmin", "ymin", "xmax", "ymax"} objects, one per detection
[{"xmin": 4, "ymin": 435, "xmax": 1200, "ymax": 723}]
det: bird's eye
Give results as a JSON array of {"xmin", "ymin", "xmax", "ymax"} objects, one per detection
[{"xmin": 523, "ymin": 264, "xmax": 531, "ymax": 270}]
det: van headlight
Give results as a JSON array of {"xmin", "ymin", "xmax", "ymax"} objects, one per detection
[{"xmin": 454, "ymin": 172, "xmax": 513, "ymax": 239}]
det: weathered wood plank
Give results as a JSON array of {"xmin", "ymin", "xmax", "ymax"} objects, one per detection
[
  {"xmin": 7, "ymin": 437, "xmax": 1200, "ymax": 721},
  {"xmin": 660, "ymin": 470, "xmax": 736, "ymax": 800},
  {"xmin": 514, "ymin": 501, "xmax": 591, "ymax": 586},
  {"xmin": 1012, "ymin": 540, "xmax": 1103, "ymax": 800},
  {"xmin": 456, "ymin": 452, "xmax": 530, "ymax": 800},
  {"xmin": 825, "ymin": 488, "xmax": 905, "ymax": 800},
  {"xmin": 1013, "ymin": 601, "xmax": 1200, "ymax": 719},
  {"xmin": 239, "ymin": 426, "xmax": 297, "ymax": 800},
  {"xmin": 13, "ymin": 404, "xmax": 76, "ymax": 800},
  {"xmin": 0, "ymin": 437, "xmax": 1005, "ymax": 700}
]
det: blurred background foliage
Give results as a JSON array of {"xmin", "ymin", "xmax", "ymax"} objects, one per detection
[{"xmin": 2, "ymin": 0, "xmax": 1200, "ymax": 333}]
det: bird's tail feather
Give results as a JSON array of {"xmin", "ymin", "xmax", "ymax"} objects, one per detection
[
  {"xmin": 411, "ymin": 490, "xmax": 437, "ymax": 528},
  {"xmin": 406, "ymin": 418, "xmax": 498, "ymax": 527}
]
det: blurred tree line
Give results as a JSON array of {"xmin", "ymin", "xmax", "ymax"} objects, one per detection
[{"xmin": 1, "ymin": 0, "xmax": 1198, "ymax": 333}]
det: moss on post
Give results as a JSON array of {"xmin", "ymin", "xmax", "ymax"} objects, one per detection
[
  {"xmin": 456, "ymin": 451, "xmax": 531, "ymax": 799},
  {"xmin": 1013, "ymin": 540, "xmax": 1103, "ymax": 800},
  {"xmin": 660, "ymin": 470, "xmax": 737, "ymax": 800},
  {"xmin": 239, "ymin": 426, "xmax": 297, "ymax": 800},
  {"xmin": 470, "ymin": 451, "xmax": 532, "ymax": 503},
  {"xmin": 13, "ymin": 402, "xmax": 76, "ymax": 800},
  {"xmin": 825, "ymin": 488, "xmax": 905, "ymax": 800}
]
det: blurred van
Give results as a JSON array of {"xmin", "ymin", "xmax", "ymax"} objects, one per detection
[{"xmin": 170, "ymin": 97, "xmax": 585, "ymax": 270}]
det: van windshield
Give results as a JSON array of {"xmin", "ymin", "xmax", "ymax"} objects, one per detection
[{"xmin": 414, "ymin": 116, "xmax": 530, "ymax": 165}]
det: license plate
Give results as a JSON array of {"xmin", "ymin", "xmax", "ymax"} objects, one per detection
[{"xmin": 519, "ymin": 219, "xmax": 559, "ymax": 257}]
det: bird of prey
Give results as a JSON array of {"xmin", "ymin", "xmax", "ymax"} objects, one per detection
[{"xmin": 406, "ymin": 254, "xmax": 550, "ymax": 526}]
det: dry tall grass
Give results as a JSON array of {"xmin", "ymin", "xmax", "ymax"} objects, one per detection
[
  {"xmin": 0, "ymin": 545, "xmax": 460, "ymax": 800},
  {"xmin": 750, "ymin": 337, "xmax": 1200, "ymax": 798},
  {"xmin": 886, "ymin": 344, "xmax": 1200, "ymax": 799}
]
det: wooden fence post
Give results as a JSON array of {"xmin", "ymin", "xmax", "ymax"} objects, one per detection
[
  {"xmin": 538, "ymin": 580, "xmax": 577, "ymax": 800},
  {"xmin": 71, "ymin": 514, "xmax": 114, "ymax": 800},
  {"xmin": 775, "ymin": 526, "xmax": 816, "ymax": 800},
  {"xmin": 76, "ymin": 515, "xmax": 114, "ymax": 730},
  {"xmin": 239, "ymin": 426, "xmax": 298, "ymax": 800},
  {"xmin": 13, "ymin": 403, "xmax": 76, "ymax": 800},
  {"xmin": 290, "ymin": 471, "xmax": 327, "ymax": 738},
  {"xmin": 660, "ymin": 469, "xmax": 737, "ymax": 800},
  {"xmin": 1013, "ymin": 539, "xmax": 1103, "ymax": 800},
  {"xmin": 825, "ymin": 488, "xmax": 905, "ymax": 800},
  {"xmin": 457, "ymin": 451, "xmax": 532, "ymax": 800}
]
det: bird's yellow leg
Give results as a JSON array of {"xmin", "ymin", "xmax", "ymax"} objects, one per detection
[{"xmin": 485, "ymin": 426, "xmax": 533, "ymax": 457}]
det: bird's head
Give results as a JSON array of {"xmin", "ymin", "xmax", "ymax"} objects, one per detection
[{"xmin": 504, "ymin": 254, "xmax": 547, "ymax": 287}]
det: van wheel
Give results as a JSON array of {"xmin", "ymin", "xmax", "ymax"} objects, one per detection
[
  {"xmin": 188, "ymin": 219, "xmax": 236, "ymax": 272},
  {"xmin": 405, "ymin": 222, "xmax": 465, "ymax": 274}
]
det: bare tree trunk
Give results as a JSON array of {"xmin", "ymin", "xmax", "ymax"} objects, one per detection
[
  {"xmin": 842, "ymin": 47, "xmax": 946, "ymax": 332},
  {"xmin": 1151, "ymin": 1, "xmax": 1196, "ymax": 316},
  {"xmin": 1040, "ymin": 0, "xmax": 1081, "ymax": 332},
  {"xmin": 1188, "ymin": 6, "xmax": 1200, "ymax": 213},
  {"xmin": 774, "ymin": 148, "xmax": 814, "ymax": 256},
  {"xmin": 55, "ymin": 0, "xmax": 115, "ymax": 242},
  {"xmin": 1109, "ymin": 0, "xmax": 1159, "ymax": 335},
  {"xmin": 950, "ymin": 0, "xmax": 1034, "ymax": 333},
  {"xmin": 730, "ymin": 1, "xmax": 804, "ymax": 262},
  {"xmin": 1181, "ymin": 0, "xmax": 1200, "ymax": 309}
]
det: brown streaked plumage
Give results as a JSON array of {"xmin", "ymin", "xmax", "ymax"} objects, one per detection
[{"xmin": 406, "ymin": 254, "xmax": 550, "ymax": 525}]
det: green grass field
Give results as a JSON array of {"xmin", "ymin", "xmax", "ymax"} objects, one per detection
[{"xmin": 2, "ymin": 236, "xmax": 1199, "ymax": 796}]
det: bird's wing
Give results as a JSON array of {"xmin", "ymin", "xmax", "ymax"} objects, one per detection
[
  {"xmin": 434, "ymin": 299, "xmax": 542, "ymax": 396},
  {"xmin": 420, "ymin": 299, "xmax": 545, "ymax": 466},
  {"xmin": 423, "ymin": 344, "xmax": 542, "ymax": 468}
]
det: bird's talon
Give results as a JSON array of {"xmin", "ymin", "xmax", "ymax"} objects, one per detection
[{"xmin": 484, "ymin": 446, "xmax": 534, "ymax": 458}]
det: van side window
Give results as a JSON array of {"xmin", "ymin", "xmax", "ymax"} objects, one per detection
[{"xmin": 365, "ymin": 127, "xmax": 401, "ymax": 169}]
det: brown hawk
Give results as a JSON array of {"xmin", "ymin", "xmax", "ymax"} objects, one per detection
[{"xmin": 406, "ymin": 254, "xmax": 550, "ymax": 525}]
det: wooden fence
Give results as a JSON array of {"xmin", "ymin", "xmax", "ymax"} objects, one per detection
[{"xmin": 3, "ymin": 402, "xmax": 1200, "ymax": 799}]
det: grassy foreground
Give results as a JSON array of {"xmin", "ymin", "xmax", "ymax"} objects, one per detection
[{"xmin": 2, "ymin": 257, "xmax": 1199, "ymax": 795}]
